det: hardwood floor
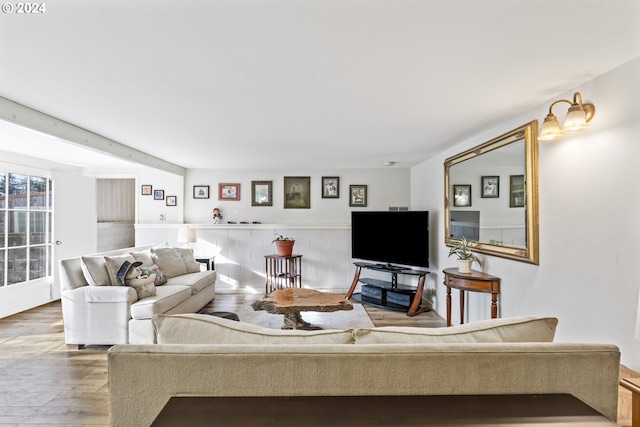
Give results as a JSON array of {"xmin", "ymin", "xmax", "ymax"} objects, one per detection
[{"xmin": 0, "ymin": 295, "xmax": 633, "ymax": 426}]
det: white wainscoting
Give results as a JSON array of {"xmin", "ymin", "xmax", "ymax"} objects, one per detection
[{"xmin": 135, "ymin": 224, "xmax": 355, "ymax": 294}]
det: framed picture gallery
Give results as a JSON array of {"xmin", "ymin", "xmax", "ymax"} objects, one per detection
[
  {"xmin": 349, "ymin": 184, "xmax": 367, "ymax": 207},
  {"xmin": 321, "ymin": 176, "xmax": 339, "ymax": 198},
  {"xmin": 166, "ymin": 196, "xmax": 177, "ymax": 206},
  {"xmin": 453, "ymin": 184, "xmax": 471, "ymax": 207},
  {"xmin": 481, "ymin": 176, "xmax": 499, "ymax": 198},
  {"xmin": 251, "ymin": 181, "xmax": 273, "ymax": 207},
  {"xmin": 193, "ymin": 185, "xmax": 210, "ymax": 199},
  {"xmin": 218, "ymin": 183, "xmax": 240, "ymax": 201},
  {"xmin": 153, "ymin": 189, "xmax": 164, "ymax": 200},
  {"xmin": 141, "ymin": 185, "xmax": 152, "ymax": 196},
  {"xmin": 284, "ymin": 176, "xmax": 310, "ymax": 209}
]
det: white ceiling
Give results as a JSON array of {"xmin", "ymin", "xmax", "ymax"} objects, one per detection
[{"xmin": 0, "ymin": 0, "xmax": 639, "ymax": 170}]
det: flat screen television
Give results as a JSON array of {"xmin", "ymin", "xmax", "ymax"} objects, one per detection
[{"xmin": 351, "ymin": 211, "xmax": 429, "ymax": 268}]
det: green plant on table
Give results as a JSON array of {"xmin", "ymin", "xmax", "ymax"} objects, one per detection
[
  {"xmin": 272, "ymin": 234, "xmax": 294, "ymax": 243},
  {"xmin": 448, "ymin": 237, "xmax": 481, "ymax": 266}
]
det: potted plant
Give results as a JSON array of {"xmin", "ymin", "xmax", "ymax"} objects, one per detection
[
  {"xmin": 448, "ymin": 237, "xmax": 481, "ymax": 273},
  {"xmin": 272, "ymin": 234, "xmax": 295, "ymax": 257}
]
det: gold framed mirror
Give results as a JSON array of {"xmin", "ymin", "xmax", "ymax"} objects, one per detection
[{"xmin": 444, "ymin": 120, "xmax": 539, "ymax": 264}]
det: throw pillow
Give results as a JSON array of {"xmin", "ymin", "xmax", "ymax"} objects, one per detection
[
  {"xmin": 175, "ymin": 247, "xmax": 201, "ymax": 273},
  {"xmin": 80, "ymin": 256, "xmax": 111, "ymax": 286},
  {"xmin": 151, "ymin": 247, "xmax": 187, "ymax": 278},
  {"xmin": 104, "ymin": 255, "xmax": 136, "ymax": 286},
  {"xmin": 152, "ymin": 314, "xmax": 355, "ymax": 344},
  {"xmin": 140, "ymin": 264, "xmax": 168, "ymax": 286},
  {"xmin": 353, "ymin": 316, "xmax": 558, "ymax": 344},
  {"xmin": 130, "ymin": 250, "xmax": 154, "ymax": 267},
  {"xmin": 127, "ymin": 273, "xmax": 157, "ymax": 299}
]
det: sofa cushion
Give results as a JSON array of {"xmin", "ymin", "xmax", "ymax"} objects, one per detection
[
  {"xmin": 140, "ymin": 264, "xmax": 168, "ymax": 286},
  {"xmin": 130, "ymin": 286, "xmax": 192, "ymax": 320},
  {"xmin": 151, "ymin": 248, "xmax": 188, "ymax": 278},
  {"xmin": 165, "ymin": 271, "xmax": 216, "ymax": 295},
  {"xmin": 175, "ymin": 247, "xmax": 201, "ymax": 274},
  {"xmin": 81, "ymin": 256, "xmax": 111, "ymax": 286},
  {"xmin": 104, "ymin": 254, "xmax": 136, "ymax": 286},
  {"xmin": 130, "ymin": 250, "xmax": 154, "ymax": 267},
  {"xmin": 353, "ymin": 316, "xmax": 558, "ymax": 344},
  {"xmin": 153, "ymin": 313, "xmax": 356, "ymax": 344}
]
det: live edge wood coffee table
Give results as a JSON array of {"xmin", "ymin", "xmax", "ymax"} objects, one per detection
[{"xmin": 251, "ymin": 288, "xmax": 353, "ymax": 330}]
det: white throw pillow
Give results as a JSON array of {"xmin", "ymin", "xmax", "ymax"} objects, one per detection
[
  {"xmin": 174, "ymin": 247, "xmax": 201, "ymax": 273},
  {"xmin": 104, "ymin": 254, "xmax": 136, "ymax": 286},
  {"xmin": 151, "ymin": 248, "xmax": 188, "ymax": 278},
  {"xmin": 81, "ymin": 256, "xmax": 110, "ymax": 286},
  {"xmin": 353, "ymin": 316, "xmax": 558, "ymax": 344},
  {"xmin": 153, "ymin": 313, "xmax": 355, "ymax": 344}
]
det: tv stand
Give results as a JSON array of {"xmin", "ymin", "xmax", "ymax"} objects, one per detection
[{"xmin": 345, "ymin": 262, "xmax": 430, "ymax": 317}]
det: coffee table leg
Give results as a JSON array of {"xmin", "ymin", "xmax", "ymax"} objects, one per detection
[{"xmin": 283, "ymin": 313, "xmax": 321, "ymax": 330}]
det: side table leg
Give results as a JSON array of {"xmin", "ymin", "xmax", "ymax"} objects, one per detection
[
  {"xmin": 491, "ymin": 292, "xmax": 498, "ymax": 319},
  {"xmin": 459, "ymin": 290, "xmax": 465, "ymax": 325},
  {"xmin": 446, "ymin": 285, "xmax": 452, "ymax": 327}
]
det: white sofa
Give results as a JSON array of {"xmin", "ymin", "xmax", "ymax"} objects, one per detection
[
  {"xmin": 108, "ymin": 314, "xmax": 621, "ymax": 426},
  {"xmin": 59, "ymin": 245, "xmax": 216, "ymax": 348}
]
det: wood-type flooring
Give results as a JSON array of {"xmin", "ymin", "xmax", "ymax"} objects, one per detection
[{"xmin": 0, "ymin": 295, "xmax": 634, "ymax": 426}]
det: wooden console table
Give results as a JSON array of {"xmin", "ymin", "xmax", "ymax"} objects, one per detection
[
  {"xmin": 443, "ymin": 268, "xmax": 500, "ymax": 326},
  {"xmin": 151, "ymin": 394, "xmax": 616, "ymax": 426},
  {"xmin": 264, "ymin": 254, "xmax": 302, "ymax": 294}
]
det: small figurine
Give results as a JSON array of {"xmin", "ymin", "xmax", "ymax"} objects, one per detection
[{"xmin": 213, "ymin": 207, "xmax": 223, "ymax": 224}]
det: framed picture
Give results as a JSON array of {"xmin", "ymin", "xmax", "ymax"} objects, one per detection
[
  {"xmin": 154, "ymin": 189, "xmax": 164, "ymax": 200},
  {"xmin": 251, "ymin": 181, "xmax": 273, "ymax": 206},
  {"xmin": 284, "ymin": 176, "xmax": 310, "ymax": 209},
  {"xmin": 510, "ymin": 175, "xmax": 525, "ymax": 208},
  {"xmin": 218, "ymin": 183, "xmax": 240, "ymax": 201},
  {"xmin": 453, "ymin": 185, "xmax": 471, "ymax": 207},
  {"xmin": 141, "ymin": 185, "xmax": 152, "ymax": 196},
  {"xmin": 321, "ymin": 176, "xmax": 339, "ymax": 198},
  {"xmin": 349, "ymin": 185, "xmax": 367, "ymax": 207},
  {"xmin": 166, "ymin": 196, "xmax": 177, "ymax": 206},
  {"xmin": 193, "ymin": 185, "xmax": 210, "ymax": 199},
  {"xmin": 481, "ymin": 176, "xmax": 500, "ymax": 198}
]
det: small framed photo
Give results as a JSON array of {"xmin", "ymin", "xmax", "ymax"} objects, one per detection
[
  {"xmin": 453, "ymin": 185, "xmax": 472, "ymax": 207},
  {"xmin": 284, "ymin": 176, "xmax": 310, "ymax": 209},
  {"xmin": 349, "ymin": 185, "xmax": 367, "ymax": 207},
  {"xmin": 141, "ymin": 185, "xmax": 152, "ymax": 196},
  {"xmin": 481, "ymin": 176, "xmax": 499, "ymax": 198},
  {"xmin": 510, "ymin": 175, "xmax": 525, "ymax": 208},
  {"xmin": 321, "ymin": 176, "xmax": 339, "ymax": 198},
  {"xmin": 219, "ymin": 183, "xmax": 240, "ymax": 201},
  {"xmin": 166, "ymin": 196, "xmax": 177, "ymax": 206},
  {"xmin": 193, "ymin": 185, "xmax": 210, "ymax": 199},
  {"xmin": 251, "ymin": 181, "xmax": 273, "ymax": 207},
  {"xmin": 154, "ymin": 190, "xmax": 164, "ymax": 200}
]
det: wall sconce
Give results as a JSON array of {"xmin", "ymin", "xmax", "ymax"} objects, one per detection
[{"xmin": 538, "ymin": 92, "xmax": 596, "ymax": 141}]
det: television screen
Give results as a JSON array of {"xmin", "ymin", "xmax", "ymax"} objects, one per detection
[{"xmin": 351, "ymin": 211, "xmax": 429, "ymax": 268}]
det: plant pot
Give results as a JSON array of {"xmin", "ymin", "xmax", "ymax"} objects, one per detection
[
  {"xmin": 275, "ymin": 240, "xmax": 295, "ymax": 257},
  {"xmin": 457, "ymin": 259, "xmax": 473, "ymax": 274}
]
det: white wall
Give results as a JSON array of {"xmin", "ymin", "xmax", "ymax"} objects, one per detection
[
  {"xmin": 183, "ymin": 168, "xmax": 410, "ymax": 224},
  {"xmin": 411, "ymin": 57, "xmax": 640, "ymax": 370}
]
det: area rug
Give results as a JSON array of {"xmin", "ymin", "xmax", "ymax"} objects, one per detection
[{"xmin": 235, "ymin": 301, "xmax": 375, "ymax": 330}]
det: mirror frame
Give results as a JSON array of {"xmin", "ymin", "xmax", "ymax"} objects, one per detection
[{"xmin": 444, "ymin": 120, "xmax": 539, "ymax": 264}]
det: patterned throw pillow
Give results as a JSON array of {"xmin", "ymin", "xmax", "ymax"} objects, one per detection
[{"xmin": 140, "ymin": 264, "xmax": 168, "ymax": 286}]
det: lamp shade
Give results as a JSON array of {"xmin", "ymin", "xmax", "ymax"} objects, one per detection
[
  {"xmin": 562, "ymin": 104, "xmax": 589, "ymax": 132},
  {"xmin": 538, "ymin": 113, "xmax": 563, "ymax": 141},
  {"xmin": 177, "ymin": 227, "xmax": 197, "ymax": 243}
]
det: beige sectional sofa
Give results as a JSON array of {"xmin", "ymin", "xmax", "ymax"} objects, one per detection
[
  {"xmin": 59, "ymin": 245, "xmax": 216, "ymax": 348},
  {"xmin": 108, "ymin": 314, "xmax": 620, "ymax": 426}
]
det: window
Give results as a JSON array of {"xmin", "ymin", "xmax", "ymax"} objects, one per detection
[{"xmin": 0, "ymin": 172, "xmax": 53, "ymax": 287}]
